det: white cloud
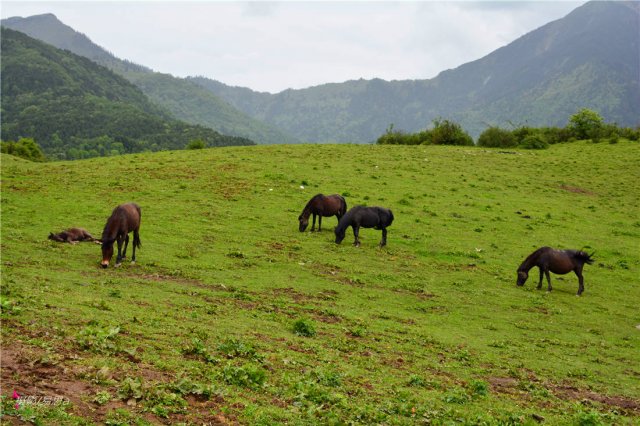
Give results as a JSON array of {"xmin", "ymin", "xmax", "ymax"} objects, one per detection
[{"xmin": 1, "ymin": 1, "xmax": 582, "ymax": 93}]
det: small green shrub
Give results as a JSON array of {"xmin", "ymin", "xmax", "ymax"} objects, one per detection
[
  {"xmin": 574, "ymin": 408, "xmax": 606, "ymax": 426},
  {"xmin": 186, "ymin": 139, "xmax": 206, "ymax": 150},
  {"xmin": 568, "ymin": 108, "xmax": 604, "ymax": 140},
  {"xmin": 469, "ymin": 379, "xmax": 489, "ymax": 397},
  {"xmin": 77, "ymin": 325, "xmax": 120, "ymax": 354},
  {"xmin": 93, "ymin": 391, "xmax": 112, "ymax": 405},
  {"xmin": 477, "ymin": 126, "xmax": 517, "ymax": 148},
  {"xmin": 1, "ymin": 138, "xmax": 46, "ymax": 162},
  {"xmin": 217, "ymin": 338, "xmax": 261, "ymax": 360},
  {"xmin": 348, "ymin": 325, "xmax": 367, "ymax": 337},
  {"xmin": 442, "ymin": 388, "xmax": 470, "ymax": 404},
  {"xmin": 519, "ymin": 134, "xmax": 549, "ymax": 150},
  {"xmin": 407, "ymin": 375, "xmax": 427, "ymax": 387},
  {"xmin": 182, "ymin": 337, "xmax": 218, "ymax": 363},
  {"xmin": 292, "ymin": 318, "xmax": 316, "ymax": 337},
  {"xmin": 312, "ymin": 369, "xmax": 342, "ymax": 387},
  {"xmin": 430, "ymin": 118, "xmax": 474, "ymax": 146},
  {"xmin": 0, "ymin": 297, "xmax": 22, "ymax": 315},
  {"xmin": 117, "ymin": 377, "xmax": 144, "ymax": 401},
  {"xmin": 222, "ymin": 363, "xmax": 267, "ymax": 389}
]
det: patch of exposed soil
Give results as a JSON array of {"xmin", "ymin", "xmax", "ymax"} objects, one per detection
[
  {"xmin": 0, "ymin": 332, "xmax": 237, "ymax": 424},
  {"xmin": 559, "ymin": 184, "xmax": 596, "ymax": 195},
  {"xmin": 487, "ymin": 375, "xmax": 640, "ymax": 414},
  {"xmin": 271, "ymin": 287, "xmax": 316, "ymax": 303},
  {"xmin": 551, "ymin": 384, "xmax": 640, "ymax": 414}
]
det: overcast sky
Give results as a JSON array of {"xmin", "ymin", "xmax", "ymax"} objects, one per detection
[{"xmin": 2, "ymin": 1, "xmax": 582, "ymax": 93}]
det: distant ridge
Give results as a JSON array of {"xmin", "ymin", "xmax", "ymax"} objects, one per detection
[
  {"xmin": 190, "ymin": 1, "xmax": 640, "ymax": 141},
  {"xmin": 3, "ymin": 2, "xmax": 639, "ymax": 143}
]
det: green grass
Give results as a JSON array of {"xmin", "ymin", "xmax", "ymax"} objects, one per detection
[{"xmin": 1, "ymin": 141, "xmax": 639, "ymax": 424}]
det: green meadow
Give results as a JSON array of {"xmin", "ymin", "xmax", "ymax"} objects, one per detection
[{"xmin": 1, "ymin": 141, "xmax": 639, "ymax": 425}]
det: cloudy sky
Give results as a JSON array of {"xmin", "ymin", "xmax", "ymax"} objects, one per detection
[{"xmin": 2, "ymin": 1, "xmax": 582, "ymax": 93}]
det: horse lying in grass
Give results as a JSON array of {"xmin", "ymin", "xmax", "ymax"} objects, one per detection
[
  {"xmin": 48, "ymin": 228, "xmax": 97, "ymax": 244},
  {"xmin": 335, "ymin": 206, "xmax": 394, "ymax": 247},
  {"xmin": 100, "ymin": 203, "xmax": 141, "ymax": 268},
  {"xmin": 517, "ymin": 246, "xmax": 594, "ymax": 295},
  {"xmin": 298, "ymin": 193, "xmax": 347, "ymax": 232}
]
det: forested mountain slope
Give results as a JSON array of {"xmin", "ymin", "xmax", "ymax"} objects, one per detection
[
  {"xmin": 0, "ymin": 28, "xmax": 253, "ymax": 159},
  {"xmin": 2, "ymin": 14, "xmax": 298, "ymax": 145}
]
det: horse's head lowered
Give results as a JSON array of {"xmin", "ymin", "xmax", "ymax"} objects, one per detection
[
  {"xmin": 101, "ymin": 239, "xmax": 115, "ymax": 268},
  {"xmin": 298, "ymin": 215, "xmax": 309, "ymax": 232},
  {"xmin": 516, "ymin": 270, "xmax": 528, "ymax": 286},
  {"xmin": 334, "ymin": 227, "xmax": 346, "ymax": 244}
]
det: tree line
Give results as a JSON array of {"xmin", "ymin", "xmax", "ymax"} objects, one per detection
[{"xmin": 376, "ymin": 109, "xmax": 640, "ymax": 148}]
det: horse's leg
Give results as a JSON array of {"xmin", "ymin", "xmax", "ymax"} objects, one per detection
[
  {"xmin": 380, "ymin": 228, "xmax": 387, "ymax": 247},
  {"xmin": 545, "ymin": 270, "xmax": 552, "ymax": 291},
  {"xmin": 131, "ymin": 230, "xmax": 138, "ymax": 264},
  {"xmin": 575, "ymin": 266, "xmax": 584, "ymax": 296},
  {"xmin": 353, "ymin": 226, "xmax": 360, "ymax": 247},
  {"xmin": 318, "ymin": 215, "xmax": 322, "ymax": 232},
  {"xmin": 122, "ymin": 234, "xmax": 130, "ymax": 259},
  {"xmin": 115, "ymin": 236, "xmax": 124, "ymax": 267},
  {"xmin": 537, "ymin": 268, "xmax": 543, "ymax": 289},
  {"xmin": 311, "ymin": 214, "xmax": 317, "ymax": 232}
]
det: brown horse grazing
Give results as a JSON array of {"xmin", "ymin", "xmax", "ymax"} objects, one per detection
[
  {"xmin": 101, "ymin": 203, "xmax": 141, "ymax": 268},
  {"xmin": 517, "ymin": 247, "xmax": 594, "ymax": 295},
  {"xmin": 298, "ymin": 194, "xmax": 347, "ymax": 232},
  {"xmin": 49, "ymin": 228, "xmax": 96, "ymax": 244}
]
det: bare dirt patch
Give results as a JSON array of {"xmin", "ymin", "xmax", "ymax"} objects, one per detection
[
  {"xmin": 551, "ymin": 384, "xmax": 640, "ymax": 414},
  {"xmin": 0, "ymin": 330, "xmax": 237, "ymax": 424},
  {"xmin": 487, "ymin": 375, "xmax": 640, "ymax": 414},
  {"xmin": 559, "ymin": 184, "xmax": 596, "ymax": 195}
]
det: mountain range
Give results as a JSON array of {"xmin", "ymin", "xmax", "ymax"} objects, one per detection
[
  {"xmin": 2, "ymin": 1, "xmax": 639, "ymax": 145},
  {"xmin": 1, "ymin": 28, "xmax": 253, "ymax": 159},
  {"xmin": 189, "ymin": 0, "xmax": 640, "ymax": 141},
  {"xmin": 1, "ymin": 13, "xmax": 299, "ymax": 145}
]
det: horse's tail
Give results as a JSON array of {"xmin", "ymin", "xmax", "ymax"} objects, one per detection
[
  {"xmin": 576, "ymin": 251, "xmax": 594, "ymax": 265},
  {"xmin": 134, "ymin": 232, "xmax": 142, "ymax": 249},
  {"xmin": 134, "ymin": 205, "xmax": 142, "ymax": 249},
  {"xmin": 339, "ymin": 195, "xmax": 347, "ymax": 216}
]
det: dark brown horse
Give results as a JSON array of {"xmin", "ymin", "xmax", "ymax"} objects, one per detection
[
  {"xmin": 298, "ymin": 194, "xmax": 347, "ymax": 232},
  {"xmin": 49, "ymin": 228, "xmax": 96, "ymax": 244},
  {"xmin": 335, "ymin": 206, "xmax": 394, "ymax": 247},
  {"xmin": 101, "ymin": 203, "xmax": 141, "ymax": 268},
  {"xmin": 517, "ymin": 247, "xmax": 594, "ymax": 295}
]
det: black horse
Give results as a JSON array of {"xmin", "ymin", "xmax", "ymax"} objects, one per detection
[
  {"xmin": 100, "ymin": 203, "xmax": 141, "ymax": 268},
  {"xmin": 335, "ymin": 206, "xmax": 394, "ymax": 247},
  {"xmin": 49, "ymin": 227, "xmax": 96, "ymax": 244},
  {"xmin": 298, "ymin": 194, "xmax": 347, "ymax": 232},
  {"xmin": 517, "ymin": 247, "xmax": 594, "ymax": 295}
]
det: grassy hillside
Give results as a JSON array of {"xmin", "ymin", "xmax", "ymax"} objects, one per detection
[{"xmin": 1, "ymin": 141, "xmax": 639, "ymax": 424}]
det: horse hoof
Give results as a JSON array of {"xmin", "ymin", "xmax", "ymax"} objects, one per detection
[
  {"xmin": 130, "ymin": 261, "xmax": 136, "ymax": 266},
  {"xmin": 115, "ymin": 263, "xmax": 122, "ymax": 268}
]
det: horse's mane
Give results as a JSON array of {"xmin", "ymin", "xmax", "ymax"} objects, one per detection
[
  {"xmin": 518, "ymin": 247, "xmax": 550, "ymax": 272},
  {"xmin": 101, "ymin": 208, "xmax": 121, "ymax": 243},
  {"xmin": 335, "ymin": 205, "xmax": 360, "ymax": 233},
  {"xmin": 299, "ymin": 194, "xmax": 323, "ymax": 217}
]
